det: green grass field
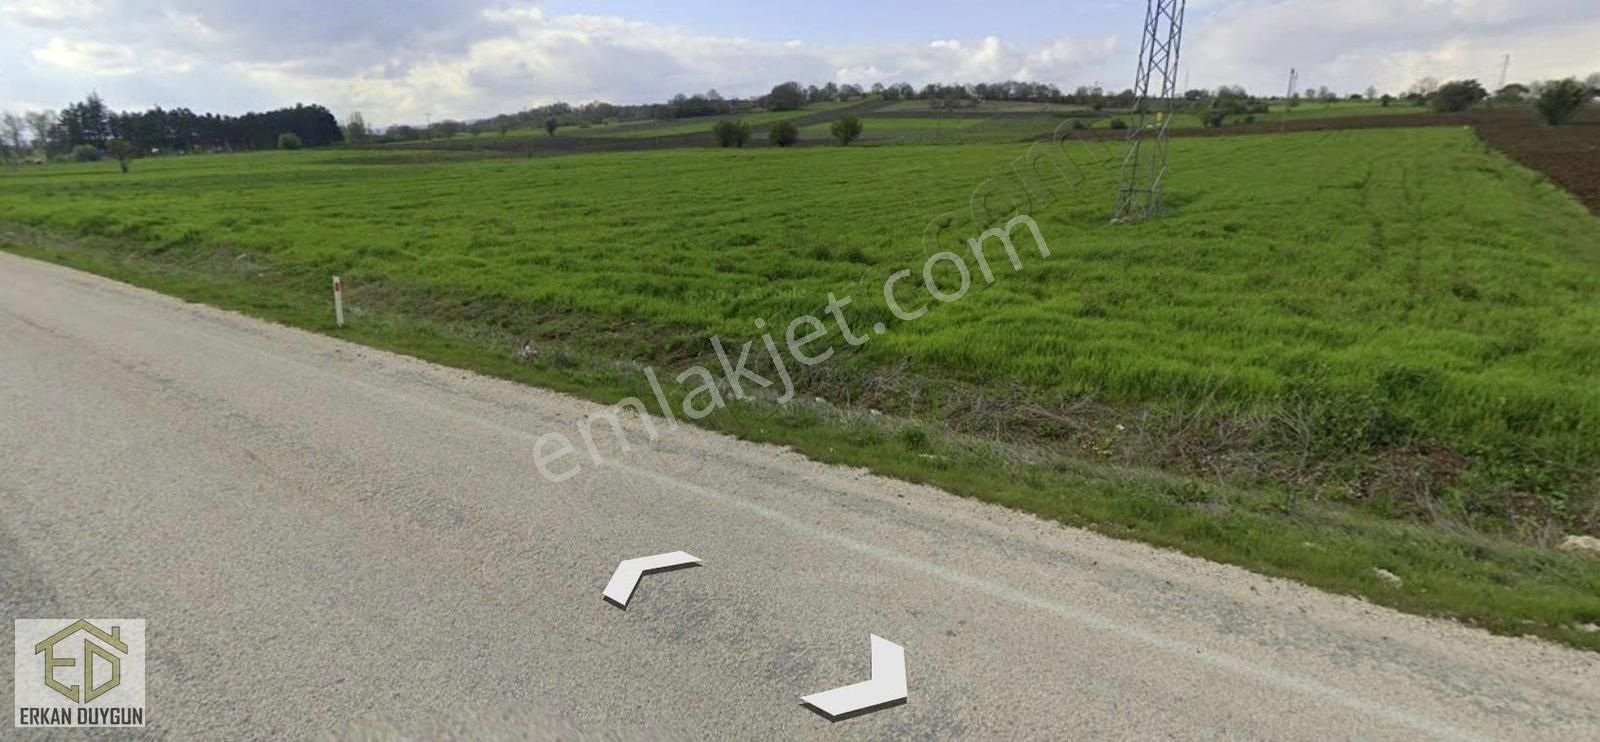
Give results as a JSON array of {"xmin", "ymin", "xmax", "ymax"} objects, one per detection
[
  {"xmin": 795, "ymin": 100, "xmax": 1439, "ymax": 144},
  {"xmin": 1158, "ymin": 100, "xmax": 1433, "ymax": 129},
  {"xmin": 799, "ymin": 116, "xmax": 985, "ymax": 142},
  {"xmin": 579, "ymin": 104, "xmax": 851, "ymax": 138},
  {"xmin": 876, "ymin": 100, "xmax": 1090, "ymax": 114},
  {"xmin": 4, "ymin": 127, "xmax": 1599, "ymax": 647}
]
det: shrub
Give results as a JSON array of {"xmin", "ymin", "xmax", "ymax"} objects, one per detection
[
  {"xmin": 768, "ymin": 120, "xmax": 799, "ymax": 147},
  {"xmin": 545, "ymin": 119, "xmax": 559, "ymax": 136},
  {"xmin": 70, "ymin": 144, "xmax": 102, "ymax": 162},
  {"xmin": 1070, "ymin": 119, "xmax": 1089, "ymax": 130},
  {"xmin": 1535, "ymin": 78, "xmax": 1590, "ymax": 126},
  {"xmin": 1431, "ymin": 80, "xmax": 1488, "ymax": 112},
  {"xmin": 831, "ymin": 116, "xmax": 864, "ymax": 145},
  {"xmin": 1199, "ymin": 86, "xmax": 1249, "ymax": 128},
  {"xmin": 712, "ymin": 119, "xmax": 752, "ymax": 148},
  {"xmin": 898, "ymin": 427, "xmax": 930, "ymax": 451},
  {"xmin": 277, "ymin": 132, "xmax": 304, "ymax": 150},
  {"xmin": 1494, "ymin": 84, "xmax": 1529, "ymax": 105},
  {"xmin": 1109, "ymin": 118, "xmax": 1129, "ymax": 130}
]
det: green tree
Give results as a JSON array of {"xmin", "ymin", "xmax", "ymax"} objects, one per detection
[
  {"xmin": 1431, "ymin": 80, "xmax": 1488, "ymax": 112},
  {"xmin": 766, "ymin": 82, "xmax": 805, "ymax": 112},
  {"xmin": 60, "ymin": 93, "xmax": 110, "ymax": 148},
  {"xmin": 1495, "ymin": 83, "xmax": 1530, "ymax": 104},
  {"xmin": 277, "ymin": 132, "xmax": 304, "ymax": 150},
  {"xmin": 1199, "ymin": 86, "xmax": 1248, "ymax": 127},
  {"xmin": 713, "ymin": 119, "xmax": 752, "ymax": 148},
  {"xmin": 106, "ymin": 138, "xmax": 135, "ymax": 173},
  {"xmin": 830, "ymin": 116, "xmax": 863, "ymax": 145},
  {"xmin": 544, "ymin": 118, "xmax": 559, "ymax": 136},
  {"xmin": 768, "ymin": 120, "xmax": 799, "ymax": 147},
  {"xmin": 1535, "ymin": 78, "xmax": 1590, "ymax": 125}
]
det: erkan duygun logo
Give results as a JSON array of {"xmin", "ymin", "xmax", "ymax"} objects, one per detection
[{"xmin": 14, "ymin": 619, "xmax": 146, "ymax": 728}]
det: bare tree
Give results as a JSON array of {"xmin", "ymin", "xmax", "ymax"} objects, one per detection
[
  {"xmin": 344, "ymin": 111, "xmax": 369, "ymax": 145},
  {"xmin": 25, "ymin": 110, "xmax": 57, "ymax": 155},
  {"xmin": 0, "ymin": 112, "xmax": 22, "ymax": 165},
  {"xmin": 1410, "ymin": 77, "xmax": 1441, "ymax": 97}
]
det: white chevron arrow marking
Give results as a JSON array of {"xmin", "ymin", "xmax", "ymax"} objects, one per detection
[
  {"xmin": 800, "ymin": 634, "xmax": 908, "ymax": 720},
  {"xmin": 602, "ymin": 551, "xmax": 701, "ymax": 609}
]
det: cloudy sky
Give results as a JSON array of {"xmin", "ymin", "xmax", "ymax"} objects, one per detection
[{"xmin": 2, "ymin": 0, "xmax": 1597, "ymax": 126}]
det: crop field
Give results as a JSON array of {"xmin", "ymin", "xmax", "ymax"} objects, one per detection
[{"xmin": 5, "ymin": 125, "xmax": 1600, "ymax": 644}]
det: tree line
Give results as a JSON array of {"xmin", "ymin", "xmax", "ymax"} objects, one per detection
[
  {"xmin": 1409, "ymin": 74, "xmax": 1599, "ymax": 123},
  {"xmin": 0, "ymin": 93, "xmax": 342, "ymax": 164}
]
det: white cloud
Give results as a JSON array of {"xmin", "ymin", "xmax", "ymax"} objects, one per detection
[
  {"xmin": 0, "ymin": 0, "xmax": 102, "ymax": 24},
  {"xmin": 0, "ymin": 1, "xmax": 1121, "ymax": 124},
  {"xmin": 33, "ymin": 38, "xmax": 196, "ymax": 76},
  {"xmin": 4, "ymin": 0, "xmax": 1596, "ymax": 125},
  {"xmin": 1189, "ymin": 0, "xmax": 1600, "ymax": 93}
]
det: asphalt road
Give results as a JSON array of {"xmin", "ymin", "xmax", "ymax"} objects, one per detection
[{"xmin": 2, "ymin": 252, "xmax": 1598, "ymax": 740}]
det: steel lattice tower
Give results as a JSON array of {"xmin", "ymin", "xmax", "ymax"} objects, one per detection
[{"xmin": 1113, "ymin": 0, "xmax": 1187, "ymax": 222}]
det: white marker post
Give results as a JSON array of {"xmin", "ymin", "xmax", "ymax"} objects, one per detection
[{"xmin": 332, "ymin": 275, "xmax": 345, "ymax": 327}]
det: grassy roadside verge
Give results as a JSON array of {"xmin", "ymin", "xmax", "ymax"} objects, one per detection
[{"xmin": 5, "ymin": 231, "xmax": 1598, "ymax": 651}]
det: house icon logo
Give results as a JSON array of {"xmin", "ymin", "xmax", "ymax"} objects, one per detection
[
  {"xmin": 34, "ymin": 620, "xmax": 128, "ymax": 703},
  {"xmin": 14, "ymin": 619, "xmax": 146, "ymax": 728}
]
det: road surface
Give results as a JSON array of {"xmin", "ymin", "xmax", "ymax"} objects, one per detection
[{"xmin": 2, "ymin": 252, "xmax": 1598, "ymax": 739}]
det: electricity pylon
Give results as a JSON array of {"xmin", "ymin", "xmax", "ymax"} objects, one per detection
[
  {"xmin": 1113, "ymin": 0, "xmax": 1188, "ymax": 222},
  {"xmin": 1281, "ymin": 68, "xmax": 1298, "ymax": 133}
]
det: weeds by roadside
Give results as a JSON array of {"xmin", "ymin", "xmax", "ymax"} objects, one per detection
[{"xmin": 4, "ymin": 226, "xmax": 1599, "ymax": 652}]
